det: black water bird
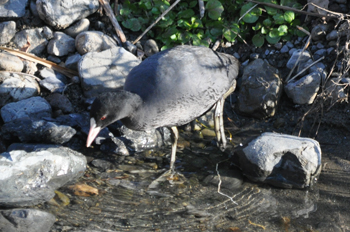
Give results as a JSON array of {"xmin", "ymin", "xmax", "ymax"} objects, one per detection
[{"xmin": 87, "ymin": 45, "xmax": 239, "ymax": 176}]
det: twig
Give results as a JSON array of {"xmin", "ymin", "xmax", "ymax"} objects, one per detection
[
  {"xmin": 239, "ymin": 3, "xmax": 258, "ymax": 22},
  {"xmin": 133, "ymin": 0, "xmax": 181, "ymax": 44},
  {"xmin": 99, "ymin": 0, "xmax": 126, "ymax": 43},
  {"xmin": 0, "ymin": 47, "xmax": 78, "ymax": 78},
  {"xmin": 246, "ymin": 0, "xmax": 344, "ymax": 19},
  {"xmin": 285, "ymin": 27, "xmax": 311, "ymax": 83},
  {"xmin": 198, "ymin": 0, "xmax": 205, "ymax": 19},
  {"xmin": 287, "ymin": 56, "xmax": 325, "ymax": 83},
  {"xmin": 216, "ymin": 162, "xmax": 238, "ymax": 205}
]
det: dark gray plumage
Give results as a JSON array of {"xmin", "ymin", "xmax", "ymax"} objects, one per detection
[{"xmin": 87, "ymin": 45, "xmax": 239, "ymax": 174}]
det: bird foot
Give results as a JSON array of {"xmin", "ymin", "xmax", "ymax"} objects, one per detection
[{"xmin": 148, "ymin": 169, "xmax": 186, "ymax": 189}]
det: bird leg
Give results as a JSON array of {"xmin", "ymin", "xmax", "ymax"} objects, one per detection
[
  {"xmin": 214, "ymin": 86, "xmax": 235, "ymax": 151},
  {"xmin": 169, "ymin": 126, "xmax": 178, "ymax": 174}
]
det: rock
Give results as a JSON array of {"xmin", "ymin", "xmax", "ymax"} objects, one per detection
[
  {"xmin": 324, "ymin": 77, "xmax": 348, "ymax": 104},
  {"xmin": 0, "ymin": 0, "xmax": 28, "ymax": 17},
  {"xmin": 326, "ymin": 30, "xmax": 338, "ymax": 41},
  {"xmin": 0, "ymin": 143, "xmax": 87, "ymax": 207},
  {"xmin": 75, "ymin": 31, "xmax": 118, "ymax": 55},
  {"xmin": 2, "ymin": 117, "xmax": 76, "ymax": 144},
  {"xmin": 311, "ymin": 24, "xmax": 331, "ymax": 41},
  {"xmin": 314, "ymin": 48, "xmax": 327, "ymax": 60},
  {"xmin": 0, "ymin": 51, "xmax": 24, "ymax": 72},
  {"xmin": 36, "ymin": 0, "xmax": 99, "ymax": 29},
  {"xmin": 1, "ymin": 96, "xmax": 52, "ymax": 123},
  {"xmin": 22, "ymin": 60, "xmax": 38, "ymax": 75},
  {"xmin": 79, "ymin": 46, "xmax": 140, "ymax": 98},
  {"xmin": 144, "ymin": 39, "xmax": 159, "ymax": 57},
  {"xmin": 47, "ymin": 32, "xmax": 75, "ymax": 56},
  {"xmin": 237, "ymin": 59, "xmax": 282, "ymax": 118},
  {"xmin": 286, "ymin": 49, "xmax": 312, "ymax": 69},
  {"xmin": 46, "ymin": 93, "xmax": 74, "ymax": 113},
  {"xmin": 64, "ymin": 18, "xmax": 90, "ymax": 38},
  {"xmin": 13, "ymin": 27, "xmax": 53, "ymax": 56},
  {"xmin": 0, "ymin": 71, "xmax": 40, "ymax": 107},
  {"xmin": 0, "ymin": 21, "xmax": 16, "ymax": 45},
  {"xmin": 280, "ymin": 45, "xmax": 289, "ymax": 53},
  {"xmin": 91, "ymin": 159, "xmax": 116, "ymax": 171},
  {"xmin": 309, "ymin": 62, "xmax": 327, "ymax": 80},
  {"xmin": 285, "ymin": 72, "xmax": 321, "ymax": 105},
  {"xmin": 65, "ymin": 53, "xmax": 82, "ymax": 70},
  {"xmin": 100, "ymin": 137, "xmax": 130, "ymax": 156},
  {"xmin": 47, "ymin": 55, "xmax": 61, "ymax": 63},
  {"xmin": 39, "ymin": 67, "xmax": 68, "ymax": 93},
  {"xmin": 203, "ymin": 168, "xmax": 243, "ymax": 191},
  {"xmin": 0, "ymin": 208, "xmax": 55, "ymax": 232},
  {"xmin": 231, "ymin": 132, "xmax": 322, "ymax": 188}
]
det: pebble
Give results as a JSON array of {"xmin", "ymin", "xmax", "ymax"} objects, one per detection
[
  {"xmin": 47, "ymin": 32, "xmax": 76, "ymax": 56},
  {"xmin": 144, "ymin": 39, "xmax": 159, "ymax": 57},
  {"xmin": 0, "ymin": 71, "xmax": 39, "ymax": 107},
  {"xmin": 1, "ymin": 96, "xmax": 52, "ymax": 123},
  {"xmin": 65, "ymin": 53, "xmax": 82, "ymax": 70},
  {"xmin": 326, "ymin": 30, "xmax": 338, "ymax": 41},
  {"xmin": 45, "ymin": 93, "xmax": 74, "ymax": 113},
  {"xmin": 0, "ymin": 21, "xmax": 16, "ymax": 45},
  {"xmin": 75, "ymin": 31, "xmax": 118, "ymax": 55},
  {"xmin": 36, "ymin": 0, "xmax": 99, "ymax": 29},
  {"xmin": 64, "ymin": 18, "xmax": 90, "ymax": 38},
  {"xmin": 78, "ymin": 46, "xmax": 140, "ymax": 98},
  {"xmin": 39, "ymin": 67, "xmax": 68, "ymax": 93},
  {"xmin": 0, "ymin": 0, "xmax": 27, "ymax": 17},
  {"xmin": 0, "ymin": 51, "xmax": 24, "ymax": 72}
]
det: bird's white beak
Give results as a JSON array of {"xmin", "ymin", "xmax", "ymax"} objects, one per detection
[{"xmin": 86, "ymin": 118, "xmax": 101, "ymax": 147}]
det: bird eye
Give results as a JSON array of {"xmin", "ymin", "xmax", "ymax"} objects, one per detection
[{"xmin": 100, "ymin": 116, "xmax": 106, "ymax": 120}]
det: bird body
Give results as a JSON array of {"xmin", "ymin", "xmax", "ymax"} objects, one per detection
[{"xmin": 86, "ymin": 45, "xmax": 239, "ymax": 167}]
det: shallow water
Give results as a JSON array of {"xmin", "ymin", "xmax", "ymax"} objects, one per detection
[{"xmin": 44, "ymin": 102, "xmax": 350, "ymax": 232}]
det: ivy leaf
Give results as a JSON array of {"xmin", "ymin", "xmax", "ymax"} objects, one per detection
[
  {"xmin": 262, "ymin": 0, "xmax": 278, "ymax": 15},
  {"xmin": 223, "ymin": 23, "xmax": 239, "ymax": 42},
  {"xmin": 266, "ymin": 29, "xmax": 280, "ymax": 44},
  {"xmin": 284, "ymin": 11, "xmax": 295, "ymax": 23},
  {"xmin": 278, "ymin": 25, "xmax": 288, "ymax": 36},
  {"xmin": 273, "ymin": 14, "xmax": 285, "ymax": 24},
  {"xmin": 122, "ymin": 18, "xmax": 141, "ymax": 31},
  {"xmin": 252, "ymin": 22, "xmax": 262, "ymax": 31},
  {"xmin": 177, "ymin": 9, "xmax": 195, "ymax": 18},
  {"xmin": 206, "ymin": 0, "xmax": 224, "ymax": 20},
  {"xmin": 263, "ymin": 18, "xmax": 272, "ymax": 27},
  {"xmin": 240, "ymin": 3, "xmax": 262, "ymax": 23},
  {"xmin": 252, "ymin": 33, "xmax": 265, "ymax": 47}
]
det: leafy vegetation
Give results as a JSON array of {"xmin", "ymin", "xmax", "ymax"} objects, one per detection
[{"xmin": 116, "ymin": 0, "xmax": 308, "ymax": 49}]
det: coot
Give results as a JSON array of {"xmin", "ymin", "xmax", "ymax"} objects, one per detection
[{"xmin": 87, "ymin": 45, "xmax": 239, "ymax": 173}]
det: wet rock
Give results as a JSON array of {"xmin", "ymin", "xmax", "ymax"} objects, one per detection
[
  {"xmin": 64, "ymin": 18, "xmax": 90, "ymax": 38},
  {"xmin": 0, "ymin": 208, "xmax": 55, "ymax": 232},
  {"xmin": 46, "ymin": 93, "xmax": 74, "ymax": 114},
  {"xmin": 79, "ymin": 46, "xmax": 140, "ymax": 98},
  {"xmin": 100, "ymin": 137, "xmax": 130, "ymax": 156},
  {"xmin": 311, "ymin": 24, "xmax": 331, "ymax": 41},
  {"xmin": 117, "ymin": 125, "xmax": 172, "ymax": 152},
  {"xmin": 13, "ymin": 27, "xmax": 53, "ymax": 56},
  {"xmin": 2, "ymin": 117, "xmax": 76, "ymax": 144},
  {"xmin": 75, "ymin": 31, "xmax": 118, "ymax": 55},
  {"xmin": 237, "ymin": 59, "xmax": 282, "ymax": 118},
  {"xmin": 0, "ymin": 143, "xmax": 87, "ymax": 207},
  {"xmin": 47, "ymin": 32, "xmax": 75, "ymax": 56},
  {"xmin": 203, "ymin": 168, "xmax": 243, "ymax": 191},
  {"xmin": 65, "ymin": 53, "xmax": 82, "ymax": 71},
  {"xmin": 326, "ymin": 30, "xmax": 338, "ymax": 41},
  {"xmin": 144, "ymin": 39, "xmax": 159, "ymax": 57},
  {"xmin": 0, "ymin": 21, "xmax": 16, "ymax": 45},
  {"xmin": 0, "ymin": 0, "xmax": 28, "ymax": 17},
  {"xmin": 1, "ymin": 96, "xmax": 52, "ymax": 123},
  {"xmin": 39, "ymin": 67, "xmax": 68, "ymax": 93},
  {"xmin": 0, "ymin": 51, "xmax": 24, "ymax": 72},
  {"xmin": 231, "ymin": 132, "xmax": 322, "ymax": 189},
  {"xmin": 285, "ymin": 72, "xmax": 321, "ymax": 105},
  {"xmin": 314, "ymin": 48, "xmax": 327, "ymax": 60},
  {"xmin": 36, "ymin": 0, "xmax": 99, "ymax": 29},
  {"xmin": 0, "ymin": 71, "xmax": 40, "ymax": 107},
  {"xmin": 123, "ymin": 41, "xmax": 137, "ymax": 55},
  {"xmin": 91, "ymin": 159, "xmax": 116, "ymax": 171}
]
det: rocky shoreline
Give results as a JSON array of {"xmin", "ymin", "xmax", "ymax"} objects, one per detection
[{"xmin": 0, "ymin": 0, "xmax": 350, "ymax": 231}]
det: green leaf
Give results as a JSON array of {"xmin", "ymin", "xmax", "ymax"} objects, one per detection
[
  {"xmin": 206, "ymin": 0, "xmax": 224, "ymax": 20},
  {"xmin": 261, "ymin": 0, "xmax": 278, "ymax": 15},
  {"xmin": 122, "ymin": 18, "xmax": 141, "ymax": 31},
  {"xmin": 296, "ymin": 26, "xmax": 309, "ymax": 37},
  {"xmin": 158, "ymin": 17, "xmax": 174, "ymax": 28},
  {"xmin": 252, "ymin": 22, "xmax": 262, "ymax": 31},
  {"xmin": 162, "ymin": 27, "xmax": 177, "ymax": 38},
  {"xmin": 261, "ymin": 26, "xmax": 268, "ymax": 34},
  {"xmin": 266, "ymin": 29, "xmax": 280, "ymax": 44},
  {"xmin": 177, "ymin": 9, "xmax": 195, "ymax": 18},
  {"xmin": 284, "ymin": 11, "xmax": 295, "ymax": 23},
  {"xmin": 278, "ymin": 25, "xmax": 288, "ymax": 36},
  {"xmin": 273, "ymin": 14, "xmax": 285, "ymax": 24},
  {"xmin": 252, "ymin": 34, "xmax": 265, "ymax": 47},
  {"xmin": 178, "ymin": 32, "xmax": 191, "ymax": 43},
  {"xmin": 189, "ymin": 0, "xmax": 197, "ymax": 8},
  {"xmin": 151, "ymin": 7, "xmax": 160, "ymax": 15},
  {"xmin": 223, "ymin": 23, "xmax": 239, "ymax": 42},
  {"xmin": 263, "ymin": 18, "xmax": 272, "ymax": 27},
  {"xmin": 240, "ymin": 3, "xmax": 262, "ymax": 23},
  {"xmin": 209, "ymin": 27, "xmax": 222, "ymax": 37}
]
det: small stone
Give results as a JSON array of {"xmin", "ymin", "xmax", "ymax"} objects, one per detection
[
  {"xmin": 65, "ymin": 53, "xmax": 82, "ymax": 70},
  {"xmin": 0, "ymin": 51, "xmax": 24, "ymax": 72},
  {"xmin": 144, "ymin": 39, "xmax": 159, "ymax": 57},
  {"xmin": 0, "ymin": 21, "xmax": 16, "ymax": 45},
  {"xmin": 47, "ymin": 32, "xmax": 76, "ymax": 56},
  {"xmin": 0, "ymin": 0, "xmax": 27, "ymax": 17},
  {"xmin": 326, "ymin": 30, "xmax": 338, "ymax": 41},
  {"xmin": 46, "ymin": 93, "xmax": 74, "ymax": 113},
  {"xmin": 64, "ymin": 18, "xmax": 90, "ymax": 38},
  {"xmin": 75, "ymin": 31, "xmax": 118, "ymax": 55}
]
